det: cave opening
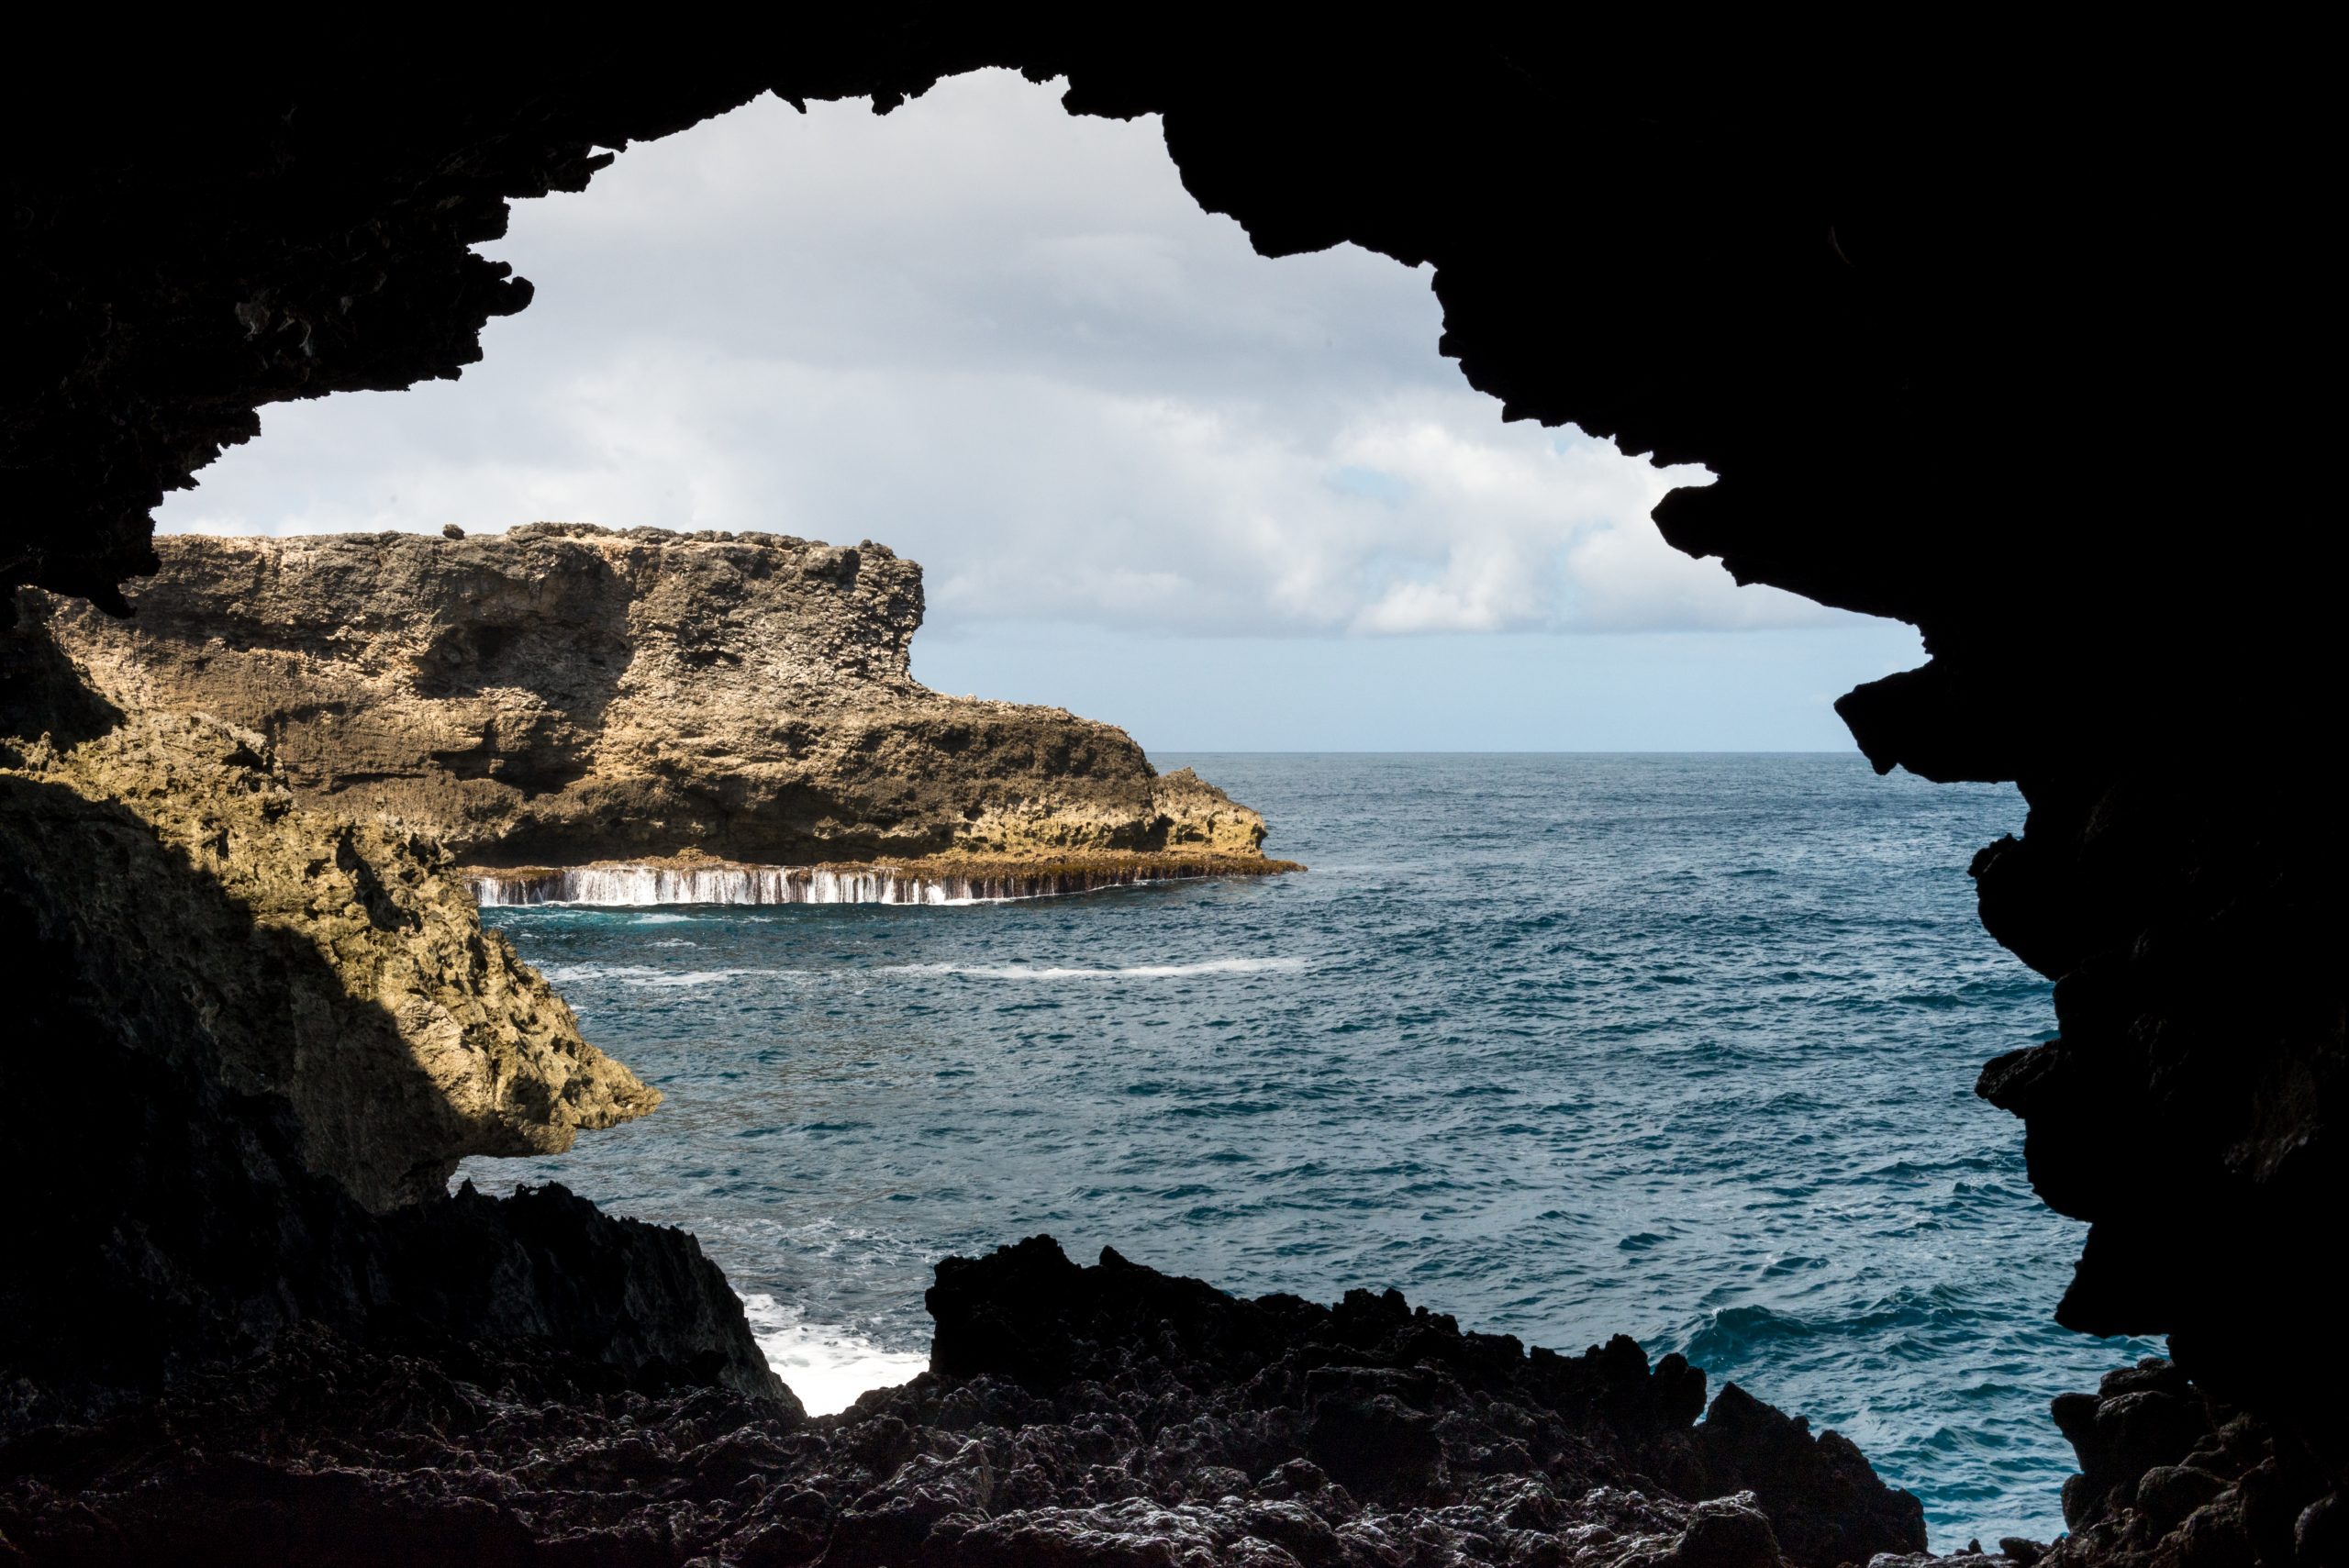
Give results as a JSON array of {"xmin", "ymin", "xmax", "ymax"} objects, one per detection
[
  {"xmin": 134, "ymin": 68, "xmax": 2143, "ymax": 1539},
  {"xmin": 159, "ymin": 69, "xmax": 1920, "ymax": 754},
  {"xmin": 6, "ymin": 27, "xmax": 2334, "ymax": 1568}
]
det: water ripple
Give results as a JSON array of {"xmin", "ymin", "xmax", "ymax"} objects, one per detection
[{"xmin": 461, "ymin": 753, "xmax": 2150, "ymax": 1546}]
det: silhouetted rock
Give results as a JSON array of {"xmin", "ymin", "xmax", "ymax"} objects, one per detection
[
  {"xmin": 2021, "ymin": 1357, "xmax": 2341, "ymax": 1568},
  {"xmin": 0, "ymin": 1238, "xmax": 1920, "ymax": 1566},
  {"xmin": 1, "ymin": 14, "xmax": 2339, "ymax": 1548},
  {"xmin": 1689, "ymin": 1383, "xmax": 1924, "ymax": 1568}
]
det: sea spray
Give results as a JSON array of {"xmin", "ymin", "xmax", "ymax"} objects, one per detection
[
  {"xmin": 467, "ymin": 851, "xmax": 1301, "ymax": 908},
  {"xmin": 739, "ymin": 1294, "xmax": 930, "ymax": 1416},
  {"xmin": 473, "ymin": 865, "xmax": 975, "ymax": 906}
]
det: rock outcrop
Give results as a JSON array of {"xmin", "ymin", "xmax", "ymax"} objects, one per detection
[
  {"xmin": 0, "ymin": 626, "xmax": 775, "ymax": 1403},
  {"xmin": 0, "ymin": 628, "xmax": 654, "ymax": 1211},
  {"xmin": 2024, "ymin": 1357, "xmax": 2341, "ymax": 1568},
  {"xmin": 0, "ymin": 1236, "xmax": 1923, "ymax": 1567},
  {"xmin": 4, "ymin": 18, "xmax": 2342, "ymax": 1557},
  {"xmin": 29, "ymin": 526, "xmax": 1269, "ymax": 870}
]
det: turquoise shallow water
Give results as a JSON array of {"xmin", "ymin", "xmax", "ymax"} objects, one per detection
[{"xmin": 462, "ymin": 752, "xmax": 2151, "ymax": 1546}]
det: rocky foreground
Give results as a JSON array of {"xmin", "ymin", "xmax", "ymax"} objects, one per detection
[
  {"xmin": 1, "ymin": 1231, "xmax": 1932, "ymax": 1568},
  {"xmin": 5, "ymin": 583, "xmax": 2333, "ymax": 1567},
  {"xmin": 28, "ymin": 526, "xmax": 1274, "ymax": 872}
]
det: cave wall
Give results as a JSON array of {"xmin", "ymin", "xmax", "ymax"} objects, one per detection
[{"xmin": 4, "ymin": 1, "xmax": 2337, "ymax": 1497}]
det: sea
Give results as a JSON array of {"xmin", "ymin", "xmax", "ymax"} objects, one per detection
[{"xmin": 457, "ymin": 752, "xmax": 2152, "ymax": 1546}]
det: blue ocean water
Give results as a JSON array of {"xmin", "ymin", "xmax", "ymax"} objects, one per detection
[{"xmin": 460, "ymin": 753, "xmax": 2150, "ymax": 1546}]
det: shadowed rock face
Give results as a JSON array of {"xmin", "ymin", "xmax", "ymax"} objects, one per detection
[
  {"xmin": 0, "ymin": 1238, "xmax": 1921, "ymax": 1567},
  {"xmin": 32, "ymin": 526, "xmax": 1267, "ymax": 866},
  {"xmin": 0, "ymin": 628, "xmax": 778, "ymax": 1404},
  {"xmin": 2014, "ymin": 1356, "xmax": 2342, "ymax": 1568},
  {"xmin": 2, "ymin": 14, "xmax": 2339, "ymax": 1558},
  {"xmin": 0, "ymin": 628, "xmax": 656, "ymax": 1212},
  {"xmin": 922, "ymin": 1237, "xmax": 1924, "ymax": 1568}
]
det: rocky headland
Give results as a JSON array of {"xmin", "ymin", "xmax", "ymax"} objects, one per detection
[
  {"xmin": 5, "ymin": 19, "xmax": 2341, "ymax": 1568},
  {"xmin": 28, "ymin": 526, "xmax": 1284, "ymax": 901},
  {"xmin": 0, "ymin": 548, "xmax": 1934, "ymax": 1567}
]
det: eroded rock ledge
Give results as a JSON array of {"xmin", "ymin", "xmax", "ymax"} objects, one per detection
[
  {"xmin": 30, "ymin": 526, "xmax": 1274, "ymax": 872},
  {"xmin": 0, "ymin": 632, "xmax": 654, "ymax": 1212},
  {"xmin": 0, "ymin": 626, "xmax": 775, "ymax": 1407},
  {"xmin": 0, "ymin": 1236, "xmax": 1926, "ymax": 1568},
  {"xmin": 6, "ymin": 25, "xmax": 2339, "ymax": 1559}
]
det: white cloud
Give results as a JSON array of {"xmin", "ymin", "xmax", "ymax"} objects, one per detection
[{"xmin": 160, "ymin": 69, "xmax": 1848, "ymax": 639}]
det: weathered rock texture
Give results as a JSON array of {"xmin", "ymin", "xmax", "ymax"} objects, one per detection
[
  {"xmin": 0, "ymin": 1237, "xmax": 1922, "ymax": 1568},
  {"xmin": 30, "ymin": 526, "xmax": 1268, "ymax": 868},
  {"xmin": 3, "ymin": 16, "xmax": 2340, "ymax": 1559},
  {"xmin": 0, "ymin": 628, "xmax": 654, "ymax": 1210},
  {"xmin": 0, "ymin": 628, "xmax": 775, "ymax": 1403},
  {"xmin": 2028, "ymin": 1357, "xmax": 2341, "ymax": 1568}
]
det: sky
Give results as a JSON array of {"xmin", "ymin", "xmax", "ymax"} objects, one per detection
[{"xmin": 156, "ymin": 70, "xmax": 1921, "ymax": 752}]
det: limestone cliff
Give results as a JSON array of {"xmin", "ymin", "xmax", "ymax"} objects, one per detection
[
  {"xmin": 0, "ymin": 632, "xmax": 655, "ymax": 1210},
  {"xmin": 1, "ymin": 627, "xmax": 777, "ymax": 1402},
  {"xmin": 32, "ymin": 525, "xmax": 1269, "ymax": 870},
  {"xmin": 9, "ymin": 26, "xmax": 2342, "ymax": 1561}
]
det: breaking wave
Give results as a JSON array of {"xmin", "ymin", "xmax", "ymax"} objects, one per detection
[
  {"xmin": 739, "ymin": 1294, "xmax": 929, "ymax": 1417},
  {"xmin": 467, "ymin": 860, "xmax": 1243, "ymax": 908},
  {"xmin": 890, "ymin": 956, "xmax": 1305, "ymax": 981}
]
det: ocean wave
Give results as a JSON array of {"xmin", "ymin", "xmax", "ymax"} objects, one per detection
[
  {"xmin": 534, "ymin": 962, "xmax": 800, "ymax": 988},
  {"xmin": 533, "ymin": 962, "xmax": 665, "ymax": 984},
  {"xmin": 885, "ymin": 956, "xmax": 1304, "ymax": 981},
  {"xmin": 632, "ymin": 970, "xmax": 789, "ymax": 989},
  {"xmin": 739, "ymin": 1293, "xmax": 929, "ymax": 1417},
  {"xmin": 1679, "ymin": 1303, "xmax": 1822, "ymax": 1362}
]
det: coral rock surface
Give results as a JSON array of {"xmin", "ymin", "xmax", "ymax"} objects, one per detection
[
  {"xmin": 1, "ymin": 631, "xmax": 772, "ymax": 1404},
  {"xmin": 32, "ymin": 526, "xmax": 1268, "ymax": 868},
  {"xmin": 1, "ymin": 627, "xmax": 654, "ymax": 1210}
]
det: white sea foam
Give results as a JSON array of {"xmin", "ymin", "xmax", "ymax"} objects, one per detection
[
  {"xmin": 467, "ymin": 862, "xmax": 1216, "ymax": 908},
  {"xmin": 532, "ymin": 962, "xmax": 667, "ymax": 984},
  {"xmin": 891, "ymin": 956, "xmax": 1304, "ymax": 981},
  {"xmin": 739, "ymin": 1294, "xmax": 929, "ymax": 1417},
  {"xmin": 534, "ymin": 962, "xmax": 805, "ymax": 989},
  {"xmin": 629, "ymin": 969, "xmax": 752, "ymax": 988},
  {"xmin": 473, "ymin": 865, "xmax": 987, "ymax": 907}
]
